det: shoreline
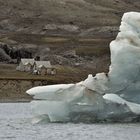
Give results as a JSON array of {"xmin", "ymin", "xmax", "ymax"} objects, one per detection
[{"xmin": 0, "ymin": 98, "xmax": 32, "ymax": 103}]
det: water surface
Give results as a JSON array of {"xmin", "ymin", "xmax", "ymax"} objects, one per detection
[{"xmin": 0, "ymin": 103, "xmax": 140, "ymax": 140}]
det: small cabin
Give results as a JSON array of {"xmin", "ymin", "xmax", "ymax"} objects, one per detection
[
  {"xmin": 16, "ymin": 59, "xmax": 35, "ymax": 72},
  {"xmin": 33, "ymin": 61, "xmax": 56, "ymax": 75}
]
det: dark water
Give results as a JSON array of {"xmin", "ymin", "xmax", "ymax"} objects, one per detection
[{"xmin": 0, "ymin": 103, "xmax": 140, "ymax": 140}]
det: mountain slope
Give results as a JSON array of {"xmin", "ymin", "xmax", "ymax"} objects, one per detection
[{"xmin": 0, "ymin": 0, "xmax": 140, "ymax": 35}]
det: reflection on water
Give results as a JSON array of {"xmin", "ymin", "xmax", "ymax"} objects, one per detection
[{"xmin": 0, "ymin": 103, "xmax": 140, "ymax": 140}]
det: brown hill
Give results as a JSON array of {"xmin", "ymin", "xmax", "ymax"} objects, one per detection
[{"xmin": 0, "ymin": 0, "xmax": 139, "ymax": 36}]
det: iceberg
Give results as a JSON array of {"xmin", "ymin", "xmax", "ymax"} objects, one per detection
[{"xmin": 27, "ymin": 12, "xmax": 140, "ymax": 123}]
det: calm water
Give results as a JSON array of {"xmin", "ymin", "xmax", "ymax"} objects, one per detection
[{"xmin": 0, "ymin": 103, "xmax": 140, "ymax": 140}]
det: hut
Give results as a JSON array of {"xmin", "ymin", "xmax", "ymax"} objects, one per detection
[
  {"xmin": 16, "ymin": 59, "xmax": 35, "ymax": 72},
  {"xmin": 34, "ymin": 61, "xmax": 56, "ymax": 75}
]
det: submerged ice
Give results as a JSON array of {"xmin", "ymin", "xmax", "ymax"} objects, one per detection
[{"xmin": 27, "ymin": 12, "xmax": 140, "ymax": 123}]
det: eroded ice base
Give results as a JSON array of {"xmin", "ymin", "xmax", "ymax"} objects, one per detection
[{"xmin": 27, "ymin": 12, "xmax": 140, "ymax": 123}]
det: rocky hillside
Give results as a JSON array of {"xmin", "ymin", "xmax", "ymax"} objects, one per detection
[
  {"xmin": 0, "ymin": 0, "xmax": 140, "ymax": 70},
  {"xmin": 0, "ymin": 0, "xmax": 139, "ymax": 35}
]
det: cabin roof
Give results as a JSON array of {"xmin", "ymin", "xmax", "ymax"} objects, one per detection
[
  {"xmin": 35, "ymin": 61, "xmax": 52, "ymax": 68},
  {"xmin": 21, "ymin": 59, "xmax": 35, "ymax": 66}
]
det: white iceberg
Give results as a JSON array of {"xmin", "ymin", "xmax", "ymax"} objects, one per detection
[{"xmin": 27, "ymin": 12, "xmax": 140, "ymax": 123}]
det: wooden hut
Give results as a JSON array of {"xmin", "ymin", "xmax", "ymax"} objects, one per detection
[
  {"xmin": 34, "ymin": 61, "xmax": 56, "ymax": 75},
  {"xmin": 16, "ymin": 59, "xmax": 35, "ymax": 72}
]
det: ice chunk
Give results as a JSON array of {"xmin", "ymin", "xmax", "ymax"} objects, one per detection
[
  {"xmin": 27, "ymin": 12, "xmax": 140, "ymax": 123},
  {"xmin": 103, "ymin": 94, "xmax": 140, "ymax": 114}
]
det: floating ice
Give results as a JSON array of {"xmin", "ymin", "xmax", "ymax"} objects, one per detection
[{"xmin": 27, "ymin": 12, "xmax": 140, "ymax": 123}]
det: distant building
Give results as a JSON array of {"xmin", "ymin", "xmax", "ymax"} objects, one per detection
[
  {"xmin": 17, "ymin": 59, "xmax": 56, "ymax": 75},
  {"xmin": 33, "ymin": 61, "xmax": 57, "ymax": 75},
  {"xmin": 16, "ymin": 59, "xmax": 35, "ymax": 72}
]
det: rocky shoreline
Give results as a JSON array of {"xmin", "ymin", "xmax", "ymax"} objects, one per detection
[
  {"xmin": 0, "ymin": 79, "xmax": 47, "ymax": 102},
  {"xmin": 0, "ymin": 99, "xmax": 31, "ymax": 103}
]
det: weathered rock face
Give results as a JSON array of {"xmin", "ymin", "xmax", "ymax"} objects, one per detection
[
  {"xmin": 0, "ymin": 43, "xmax": 33, "ymax": 63},
  {"xmin": 0, "ymin": 48, "xmax": 11, "ymax": 62}
]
